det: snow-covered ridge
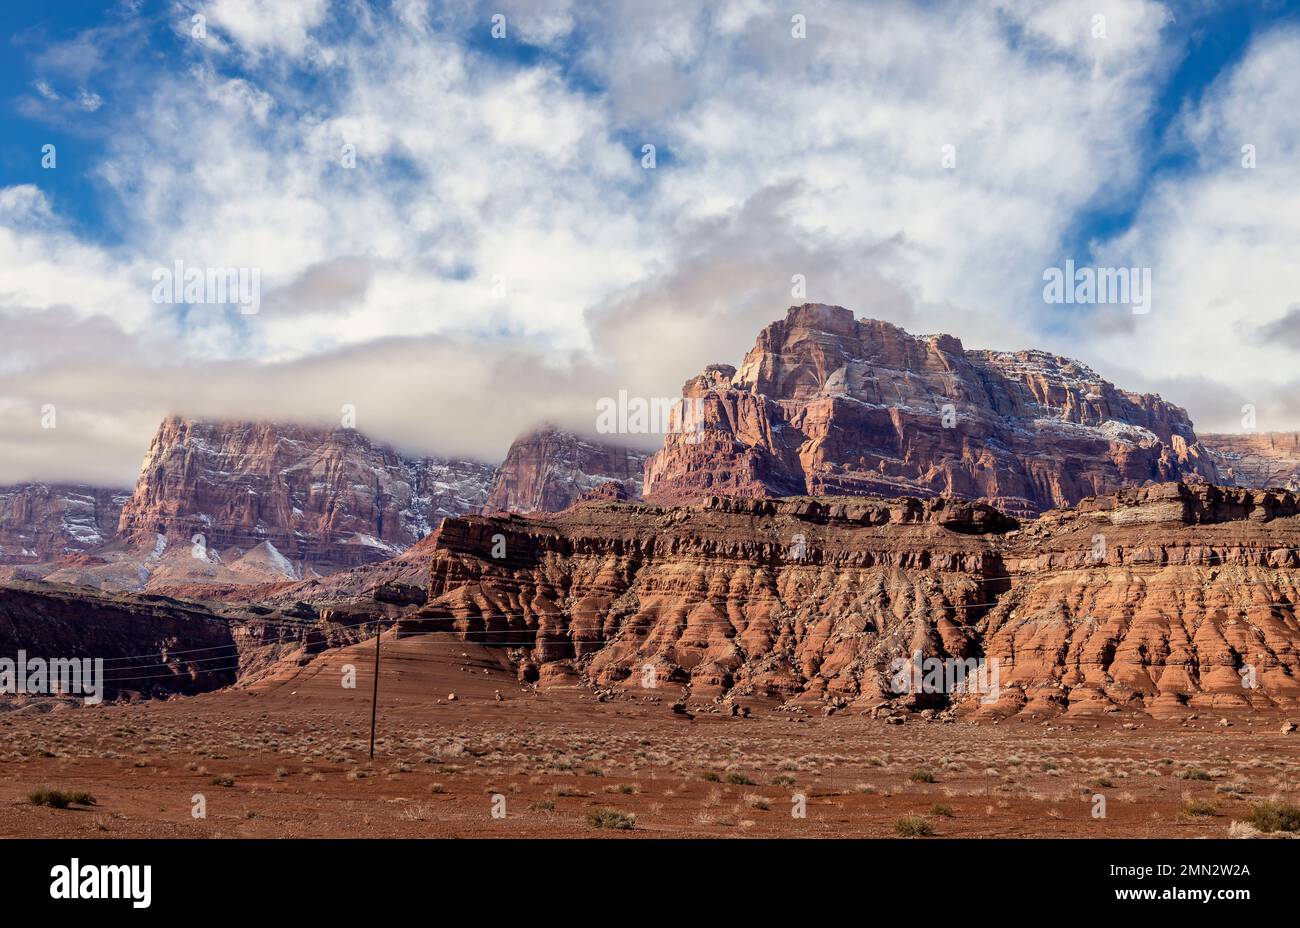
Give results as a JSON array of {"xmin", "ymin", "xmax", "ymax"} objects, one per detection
[
  {"xmin": 115, "ymin": 416, "xmax": 500, "ymax": 573},
  {"xmin": 0, "ymin": 483, "xmax": 132, "ymax": 565}
]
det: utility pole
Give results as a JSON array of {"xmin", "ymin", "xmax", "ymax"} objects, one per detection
[{"xmin": 369, "ymin": 619, "xmax": 382, "ymax": 760}]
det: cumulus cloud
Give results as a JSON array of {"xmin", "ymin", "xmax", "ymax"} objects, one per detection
[
  {"xmin": 200, "ymin": 0, "xmax": 332, "ymax": 59},
  {"xmin": 261, "ymin": 255, "xmax": 374, "ymax": 317},
  {"xmin": 5, "ymin": 0, "xmax": 1294, "ymax": 485},
  {"xmin": 1080, "ymin": 25, "xmax": 1300, "ymax": 433}
]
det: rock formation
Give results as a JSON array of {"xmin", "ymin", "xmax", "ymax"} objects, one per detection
[
  {"xmin": 115, "ymin": 416, "xmax": 496, "ymax": 574},
  {"xmin": 1202, "ymin": 432, "xmax": 1300, "ymax": 491},
  {"xmin": 0, "ymin": 484, "xmax": 131, "ymax": 565},
  {"xmin": 402, "ymin": 482, "xmax": 1300, "ymax": 716},
  {"xmin": 0, "ymin": 581, "xmax": 369, "ymax": 699},
  {"xmin": 2, "ymin": 418, "xmax": 649, "ymax": 592},
  {"xmin": 10, "ymin": 479, "xmax": 1300, "ymax": 717},
  {"xmin": 644, "ymin": 304, "xmax": 1218, "ymax": 517},
  {"xmin": 484, "ymin": 424, "xmax": 648, "ymax": 514}
]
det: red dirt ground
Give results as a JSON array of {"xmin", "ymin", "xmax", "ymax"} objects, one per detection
[{"xmin": 2, "ymin": 632, "xmax": 1298, "ymax": 838}]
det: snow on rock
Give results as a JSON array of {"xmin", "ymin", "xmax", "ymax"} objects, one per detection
[
  {"xmin": 116, "ymin": 416, "xmax": 498, "ymax": 574},
  {"xmin": 0, "ymin": 484, "xmax": 131, "ymax": 565},
  {"xmin": 644, "ymin": 304, "xmax": 1219, "ymax": 517}
]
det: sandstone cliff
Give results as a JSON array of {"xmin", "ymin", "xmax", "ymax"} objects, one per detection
[
  {"xmin": 3, "ymin": 418, "xmax": 641, "ymax": 593},
  {"xmin": 985, "ymin": 483, "xmax": 1300, "ymax": 717},
  {"xmin": 484, "ymin": 424, "xmax": 648, "ymax": 514},
  {"xmin": 0, "ymin": 484, "xmax": 131, "ymax": 565},
  {"xmin": 116, "ymin": 416, "xmax": 495, "ymax": 575},
  {"xmin": 644, "ymin": 304, "xmax": 1218, "ymax": 517},
  {"xmin": 402, "ymin": 482, "xmax": 1300, "ymax": 717},
  {"xmin": 1201, "ymin": 432, "xmax": 1300, "ymax": 491}
]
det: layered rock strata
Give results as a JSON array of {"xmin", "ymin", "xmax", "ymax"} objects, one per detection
[
  {"xmin": 1202, "ymin": 432, "xmax": 1300, "ymax": 491},
  {"xmin": 484, "ymin": 424, "xmax": 648, "ymax": 514},
  {"xmin": 0, "ymin": 485, "xmax": 131, "ymax": 565},
  {"xmin": 404, "ymin": 482, "xmax": 1300, "ymax": 716},
  {"xmin": 644, "ymin": 304, "xmax": 1218, "ymax": 517},
  {"xmin": 116, "ymin": 416, "xmax": 496, "ymax": 573}
]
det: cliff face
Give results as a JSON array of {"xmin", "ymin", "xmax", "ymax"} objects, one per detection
[
  {"xmin": 10, "ymin": 481, "xmax": 1300, "ymax": 716},
  {"xmin": 985, "ymin": 483, "xmax": 1300, "ymax": 717},
  {"xmin": 0, "ymin": 485, "xmax": 131, "ymax": 565},
  {"xmin": 1201, "ymin": 432, "xmax": 1300, "ymax": 491},
  {"xmin": 115, "ymin": 416, "xmax": 495, "ymax": 574},
  {"xmin": 484, "ymin": 424, "xmax": 648, "ymax": 514},
  {"xmin": 0, "ymin": 581, "xmax": 368, "ymax": 699},
  {"xmin": 3, "ymin": 418, "xmax": 639, "ymax": 592},
  {"xmin": 644, "ymin": 304, "xmax": 1217, "ymax": 517},
  {"xmin": 405, "ymin": 482, "xmax": 1300, "ymax": 716}
]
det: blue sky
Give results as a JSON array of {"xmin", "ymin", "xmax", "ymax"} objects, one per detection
[
  {"xmin": 1059, "ymin": 1, "xmax": 1300, "ymax": 252},
  {"xmin": 4, "ymin": 1, "xmax": 1297, "ymax": 251},
  {"xmin": 4, "ymin": 1, "xmax": 1300, "ymax": 484}
]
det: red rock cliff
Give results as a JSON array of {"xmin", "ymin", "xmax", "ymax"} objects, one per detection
[
  {"xmin": 405, "ymin": 482, "xmax": 1300, "ymax": 716},
  {"xmin": 484, "ymin": 424, "xmax": 648, "ymax": 514},
  {"xmin": 1201, "ymin": 432, "xmax": 1300, "ymax": 490},
  {"xmin": 0, "ymin": 484, "xmax": 130, "ymax": 565},
  {"xmin": 644, "ymin": 304, "xmax": 1218, "ymax": 517},
  {"xmin": 116, "ymin": 416, "xmax": 494, "ymax": 573}
]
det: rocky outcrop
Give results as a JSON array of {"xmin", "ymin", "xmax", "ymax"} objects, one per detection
[
  {"xmin": 1201, "ymin": 432, "xmax": 1300, "ymax": 491},
  {"xmin": 4, "ymin": 417, "xmax": 641, "ymax": 592},
  {"xmin": 574, "ymin": 481, "xmax": 634, "ymax": 504},
  {"xmin": 0, "ymin": 581, "xmax": 370, "ymax": 700},
  {"xmin": 987, "ymin": 482, "xmax": 1300, "ymax": 716},
  {"xmin": 644, "ymin": 304, "xmax": 1218, "ymax": 517},
  {"xmin": 116, "ymin": 416, "xmax": 495, "ymax": 575},
  {"xmin": 0, "ymin": 485, "xmax": 131, "ymax": 565},
  {"xmin": 147, "ymin": 530, "xmax": 447, "ymax": 609},
  {"xmin": 484, "ymin": 424, "xmax": 648, "ymax": 514},
  {"xmin": 402, "ymin": 482, "xmax": 1300, "ymax": 716},
  {"xmin": 408, "ymin": 494, "xmax": 1012, "ymax": 704}
]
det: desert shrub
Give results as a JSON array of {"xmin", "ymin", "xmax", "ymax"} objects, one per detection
[
  {"xmin": 587, "ymin": 808, "xmax": 635, "ymax": 830},
  {"xmin": 894, "ymin": 815, "xmax": 935, "ymax": 837},
  {"xmin": 1245, "ymin": 802, "xmax": 1300, "ymax": 833},
  {"xmin": 28, "ymin": 788, "xmax": 95, "ymax": 809}
]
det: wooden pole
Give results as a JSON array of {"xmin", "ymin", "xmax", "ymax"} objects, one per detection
[{"xmin": 369, "ymin": 621, "xmax": 382, "ymax": 760}]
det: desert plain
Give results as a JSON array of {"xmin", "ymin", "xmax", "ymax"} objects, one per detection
[{"xmin": 3, "ymin": 632, "xmax": 1297, "ymax": 839}]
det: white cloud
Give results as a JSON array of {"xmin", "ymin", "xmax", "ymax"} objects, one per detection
[
  {"xmin": 202, "ymin": 0, "xmax": 331, "ymax": 59},
  {"xmin": 14, "ymin": 0, "xmax": 1297, "ymax": 486},
  {"xmin": 1081, "ymin": 27, "xmax": 1300, "ymax": 433}
]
